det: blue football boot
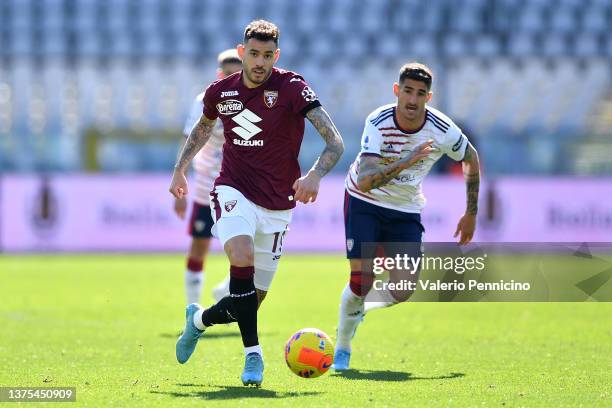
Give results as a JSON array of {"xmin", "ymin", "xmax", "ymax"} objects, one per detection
[
  {"xmin": 175, "ymin": 303, "xmax": 204, "ymax": 364},
  {"xmin": 241, "ymin": 352, "xmax": 264, "ymax": 386},
  {"xmin": 332, "ymin": 349, "xmax": 351, "ymax": 371}
]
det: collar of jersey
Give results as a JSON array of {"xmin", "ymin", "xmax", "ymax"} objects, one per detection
[
  {"xmin": 393, "ymin": 107, "xmax": 427, "ymax": 134},
  {"xmin": 239, "ymin": 68, "xmax": 277, "ymax": 92}
]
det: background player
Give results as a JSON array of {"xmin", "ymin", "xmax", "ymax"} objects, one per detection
[
  {"xmin": 334, "ymin": 62, "xmax": 481, "ymax": 370},
  {"xmin": 174, "ymin": 49, "xmax": 242, "ymax": 306},
  {"xmin": 169, "ymin": 20, "xmax": 344, "ymax": 386}
]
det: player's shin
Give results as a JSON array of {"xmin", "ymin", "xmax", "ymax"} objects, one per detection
[
  {"xmin": 229, "ymin": 266, "xmax": 262, "ymax": 356},
  {"xmin": 200, "ymin": 296, "xmax": 237, "ymax": 326},
  {"xmin": 185, "ymin": 257, "xmax": 204, "ymax": 305},
  {"xmin": 336, "ymin": 279, "xmax": 368, "ymax": 352}
]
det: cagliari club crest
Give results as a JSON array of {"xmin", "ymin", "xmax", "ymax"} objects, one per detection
[
  {"xmin": 264, "ymin": 90, "xmax": 278, "ymax": 108},
  {"xmin": 225, "ymin": 200, "xmax": 237, "ymax": 212},
  {"xmin": 346, "ymin": 239, "xmax": 354, "ymax": 251}
]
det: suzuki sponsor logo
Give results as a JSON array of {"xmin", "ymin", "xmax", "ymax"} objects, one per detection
[
  {"xmin": 216, "ymin": 99, "xmax": 243, "ymax": 115},
  {"xmin": 231, "ymin": 109, "xmax": 264, "ymax": 146},
  {"xmin": 233, "ymin": 139, "xmax": 264, "ymax": 146}
]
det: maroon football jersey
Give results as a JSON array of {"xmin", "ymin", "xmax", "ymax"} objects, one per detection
[{"xmin": 202, "ymin": 67, "xmax": 321, "ymax": 210}]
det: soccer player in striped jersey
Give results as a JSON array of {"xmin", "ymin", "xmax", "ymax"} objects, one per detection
[
  {"xmin": 174, "ymin": 49, "xmax": 242, "ymax": 305},
  {"xmin": 333, "ymin": 62, "xmax": 481, "ymax": 370}
]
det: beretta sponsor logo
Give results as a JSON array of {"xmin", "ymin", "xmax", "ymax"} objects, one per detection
[{"xmin": 216, "ymin": 99, "xmax": 243, "ymax": 115}]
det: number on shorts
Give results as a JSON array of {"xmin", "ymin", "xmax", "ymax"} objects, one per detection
[{"xmin": 272, "ymin": 229, "xmax": 287, "ymax": 254}]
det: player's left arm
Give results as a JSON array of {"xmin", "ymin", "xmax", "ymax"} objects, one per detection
[
  {"xmin": 292, "ymin": 106, "xmax": 345, "ymax": 204},
  {"xmin": 173, "ymin": 138, "xmax": 188, "ymax": 219},
  {"xmin": 454, "ymin": 141, "xmax": 480, "ymax": 245}
]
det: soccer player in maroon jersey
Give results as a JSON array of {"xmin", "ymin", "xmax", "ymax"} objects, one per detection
[
  {"xmin": 174, "ymin": 49, "xmax": 242, "ymax": 307},
  {"xmin": 169, "ymin": 20, "xmax": 344, "ymax": 386}
]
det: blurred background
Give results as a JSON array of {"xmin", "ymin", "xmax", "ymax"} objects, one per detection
[{"xmin": 1, "ymin": 0, "xmax": 611, "ymax": 252}]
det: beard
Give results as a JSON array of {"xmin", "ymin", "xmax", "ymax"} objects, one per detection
[{"xmin": 245, "ymin": 67, "xmax": 270, "ymax": 84}]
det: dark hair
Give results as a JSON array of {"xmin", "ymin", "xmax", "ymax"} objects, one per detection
[
  {"xmin": 244, "ymin": 19, "xmax": 280, "ymax": 46},
  {"xmin": 399, "ymin": 62, "xmax": 433, "ymax": 90}
]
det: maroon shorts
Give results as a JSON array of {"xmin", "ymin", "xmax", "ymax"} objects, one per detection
[{"xmin": 188, "ymin": 202, "xmax": 214, "ymax": 238}]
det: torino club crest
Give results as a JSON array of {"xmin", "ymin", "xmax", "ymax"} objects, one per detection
[
  {"xmin": 264, "ymin": 90, "xmax": 278, "ymax": 108},
  {"xmin": 224, "ymin": 200, "xmax": 237, "ymax": 212}
]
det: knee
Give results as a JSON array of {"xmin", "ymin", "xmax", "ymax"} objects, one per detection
[
  {"xmin": 349, "ymin": 270, "xmax": 374, "ymax": 296},
  {"xmin": 225, "ymin": 237, "xmax": 254, "ymax": 266},
  {"xmin": 390, "ymin": 288, "xmax": 414, "ymax": 303},
  {"xmin": 189, "ymin": 238, "xmax": 209, "ymax": 259}
]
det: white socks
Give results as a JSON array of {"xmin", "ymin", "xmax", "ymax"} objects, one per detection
[
  {"xmin": 212, "ymin": 276, "xmax": 230, "ymax": 302},
  {"xmin": 193, "ymin": 306, "xmax": 206, "ymax": 330},
  {"xmin": 336, "ymin": 285, "xmax": 364, "ymax": 352},
  {"xmin": 364, "ymin": 289, "xmax": 397, "ymax": 313},
  {"xmin": 185, "ymin": 270, "xmax": 204, "ymax": 305},
  {"xmin": 244, "ymin": 344, "xmax": 263, "ymax": 357}
]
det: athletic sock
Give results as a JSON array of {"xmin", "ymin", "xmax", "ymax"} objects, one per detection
[
  {"xmin": 185, "ymin": 258, "xmax": 204, "ymax": 305},
  {"xmin": 244, "ymin": 344, "xmax": 263, "ymax": 357},
  {"xmin": 193, "ymin": 307, "xmax": 206, "ymax": 330},
  {"xmin": 212, "ymin": 276, "xmax": 231, "ymax": 301},
  {"xmin": 229, "ymin": 266, "xmax": 259, "ymax": 348},
  {"xmin": 336, "ymin": 284, "xmax": 364, "ymax": 352},
  {"xmin": 201, "ymin": 295, "xmax": 237, "ymax": 327},
  {"xmin": 364, "ymin": 289, "xmax": 397, "ymax": 313}
]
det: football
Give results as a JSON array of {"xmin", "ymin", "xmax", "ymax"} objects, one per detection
[{"xmin": 284, "ymin": 328, "xmax": 334, "ymax": 378}]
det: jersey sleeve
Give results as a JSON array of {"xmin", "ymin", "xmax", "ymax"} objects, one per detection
[
  {"xmin": 202, "ymin": 83, "xmax": 219, "ymax": 121},
  {"xmin": 440, "ymin": 122, "xmax": 469, "ymax": 161},
  {"xmin": 182, "ymin": 95, "xmax": 204, "ymax": 137},
  {"xmin": 359, "ymin": 117, "xmax": 383, "ymax": 157},
  {"xmin": 286, "ymin": 74, "xmax": 322, "ymax": 116}
]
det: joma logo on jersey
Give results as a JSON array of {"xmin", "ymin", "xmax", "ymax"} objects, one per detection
[
  {"xmin": 221, "ymin": 90, "xmax": 239, "ymax": 97},
  {"xmin": 232, "ymin": 109, "xmax": 264, "ymax": 146},
  {"xmin": 216, "ymin": 99, "xmax": 243, "ymax": 115}
]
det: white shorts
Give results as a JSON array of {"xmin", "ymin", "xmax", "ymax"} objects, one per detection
[{"xmin": 209, "ymin": 185, "xmax": 292, "ymax": 291}]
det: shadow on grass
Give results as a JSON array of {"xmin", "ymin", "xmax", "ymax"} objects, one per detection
[
  {"xmin": 159, "ymin": 331, "xmax": 240, "ymax": 339},
  {"xmin": 151, "ymin": 384, "xmax": 321, "ymax": 400},
  {"xmin": 332, "ymin": 370, "xmax": 465, "ymax": 382}
]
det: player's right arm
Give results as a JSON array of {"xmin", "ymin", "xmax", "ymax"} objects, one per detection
[
  {"xmin": 169, "ymin": 114, "xmax": 216, "ymax": 199},
  {"xmin": 356, "ymin": 141, "xmax": 434, "ymax": 192}
]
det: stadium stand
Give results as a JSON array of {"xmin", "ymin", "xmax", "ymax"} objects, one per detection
[{"xmin": 0, "ymin": 0, "xmax": 610, "ymax": 174}]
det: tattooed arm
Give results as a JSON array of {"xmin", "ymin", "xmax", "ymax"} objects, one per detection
[
  {"xmin": 306, "ymin": 106, "xmax": 345, "ymax": 178},
  {"xmin": 169, "ymin": 114, "xmax": 216, "ymax": 198},
  {"xmin": 292, "ymin": 106, "xmax": 345, "ymax": 203},
  {"xmin": 173, "ymin": 138, "xmax": 188, "ymax": 219},
  {"xmin": 176, "ymin": 114, "xmax": 216, "ymax": 173},
  {"xmin": 356, "ymin": 140, "xmax": 434, "ymax": 192},
  {"xmin": 454, "ymin": 141, "xmax": 481, "ymax": 245},
  {"xmin": 462, "ymin": 142, "xmax": 480, "ymax": 215}
]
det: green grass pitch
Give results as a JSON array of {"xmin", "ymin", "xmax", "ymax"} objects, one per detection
[{"xmin": 1, "ymin": 254, "xmax": 610, "ymax": 407}]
